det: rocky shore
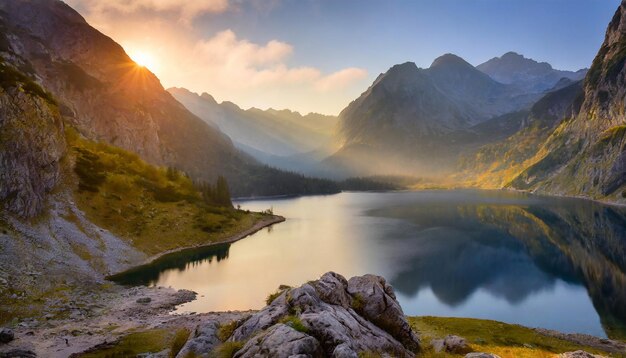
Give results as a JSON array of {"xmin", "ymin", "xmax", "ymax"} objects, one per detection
[{"xmin": 1, "ymin": 272, "xmax": 623, "ymax": 358}]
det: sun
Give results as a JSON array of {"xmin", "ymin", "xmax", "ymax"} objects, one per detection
[{"xmin": 129, "ymin": 50, "xmax": 158, "ymax": 71}]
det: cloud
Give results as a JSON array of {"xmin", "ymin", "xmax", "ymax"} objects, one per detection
[
  {"xmin": 66, "ymin": 0, "xmax": 229, "ymax": 23},
  {"xmin": 66, "ymin": 3, "xmax": 369, "ymax": 114},
  {"xmin": 315, "ymin": 68, "xmax": 368, "ymax": 92},
  {"xmin": 189, "ymin": 30, "xmax": 367, "ymax": 93}
]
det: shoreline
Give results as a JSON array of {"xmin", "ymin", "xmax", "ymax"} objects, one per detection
[{"xmin": 111, "ymin": 214, "xmax": 286, "ymax": 277}]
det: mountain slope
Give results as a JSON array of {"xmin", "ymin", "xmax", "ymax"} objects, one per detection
[
  {"xmin": 329, "ymin": 55, "xmax": 540, "ymax": 177},
  {"xmin": 168, "ymin": 88, "xmax": 338, "ymax": 168},
  {"xmin": 503, "ymin": 2, "xmax": 626, "ymax": 202},
  {"xmin": 0, "ymin": 0, "xmax": 342, "ymax": 204},
  {"xmin": 0, "ymin": 0, "xmax": 242, "ymax": 181},
  {"xmin": 477, "ymin": 52, "xmax": 587, "ymax": 93}
]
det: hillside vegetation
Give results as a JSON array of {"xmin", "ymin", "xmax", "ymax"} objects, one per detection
[{"xmin": 67, "ymin": 129, "xmax": 270, "ymax": 256}]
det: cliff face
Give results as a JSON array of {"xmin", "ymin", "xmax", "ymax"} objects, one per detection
[
  {"xmin": 505, "ymin": 2, "xmax": 626, "ymax": 202},
  {"xmin": 0, "ymin": 52, "xmax": 65, "ymax": 217},
  {"xmin": 0, "ymin": 0, "xmax": 245, "ymax": 185}
]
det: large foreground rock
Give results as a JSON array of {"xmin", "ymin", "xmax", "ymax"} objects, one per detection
[
  {"xmin": 235, "ymin": 324, "xmax": 323, "ymax": 358},
  {"xmin": 228, "ymin": 272, "xmax": 420, "ymax": 357},
  {"xmin": 176, "ymin": 320, "xmax": 221, "ymax": 358}
]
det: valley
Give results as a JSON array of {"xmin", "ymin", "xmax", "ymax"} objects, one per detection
[{"xmin": 1, "ymin": 0, "xmax": 626, "ymax": 357}]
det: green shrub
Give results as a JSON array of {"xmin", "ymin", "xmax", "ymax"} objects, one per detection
[
  {"xmin": 212, "ymin": 341, "xmax": 244, "ymax": 358},
  {"xmin": 74, "ymin": 148, "xmax": 106, "ymax": 192},
  {"xmin": 0, "ymin": 59, "xmax": 56, "ymax": 104},
  {"xmin": 351, "ymin": 293, "xmax": 366, "ymax": 312},
  {"xmin": 107, "ymin": 173, "xmax": 134, "ymax": 195},
  {"xmin": 217, "ymin": 321, "xmax": 238, "ymax": 342},
  {"xmin": 280, "ymin": 315, "xmax": 308, "ymax": 333},
  {"xmin": 169, "ymin": 328, "xmax": 191, "ymax": 358},
  {"xmin": 266, "ymin": 289, "xmax": 285, "ymax": 306}
]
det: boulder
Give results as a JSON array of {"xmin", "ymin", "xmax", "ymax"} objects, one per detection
[
  {"xmin": 176, "ymin": 320, "xmax": 221, "ymax": 358},
  {"xmin": 0, "ymin": 349, "xmax": 37, "ymax": 358},
  {"xmin": 234, "ymin": 324, "xmax": 323, "ymax": 358},
  {"xmin": 465, "ymin": 353, "xmax": 501, "ymax": 358},
  {"xmin": 136, "ymin": 297, "xmax": 151, "ymax": 304},
  {"xmin": 0, "ymin": 329, "xmax": 14, "ymax": 344},
  {"xmin": 432, "ymin": 335, "xmax": 471, "ymax": 354},
  {"xmin": 228, "ymin": 272, "xmax": 420, "ymax": 357},
  {"xmin": 559, "ymin": 351, "xmax": 605, "ymax": 358},
  {"xmin": 347, "ymin": 274, "xmax": 420, "ymax": 351},
  {"xmin": 331, "ymin": 343, "xmax": 358, "ymax": 358}
]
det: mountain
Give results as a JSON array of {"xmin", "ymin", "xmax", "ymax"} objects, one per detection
[
  {"xmin": 168, "ymin": 88, "xmax": 338, "ymax": 173},
  {"xmin": 502, "ymin": 2, "xmax": 626, "ymax": 201},
  {"xmin": 477, "ymin": 52, "xmax": 587, "ymax": 93},
  {"xmin": 328, "ymin": 54, "xmax": 540, "ymax": 177},
  {"xmin": 0, "ymin": 0, "xmax": 341, "ymax": 214},
  {"xmin": 460, "ymin": 2, "xmax": 626, "ymax": 204}
]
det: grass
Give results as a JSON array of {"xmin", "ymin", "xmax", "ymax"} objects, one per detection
[
  {"xmin": 211, "ymin": 341, "xmax": 244, "ymax": 358},
  {"xmin": 0, "ymin": 58, "xmax": 56, "ymax": 105},
  {"xmin": 170, "ymin": 328, "xmax": 191, "ymax": 358},
  {"xmin": 280, "ymin": 315, "xmax": 308, "ymax": 333},
  {"xmin": 409, "ymin": 316, "xmax": 624, "ymax": 358},
  {"xmin": 75, "ymin": 328, "xmax": 171, "ymax": 358},
  {"xmin": 266, "ymin": 288, "xmax": 286, "ymax": 306},
  {"xmin": 66, "ymin": 128, "xmax": 266, "ymax": 255},
  {"xmin": 217, "ymin": 321, "xmax": 239, "ymax": 342},
  {"xmin": 351, "ymin": 293, "xmax": 366, "ymax": 312}
]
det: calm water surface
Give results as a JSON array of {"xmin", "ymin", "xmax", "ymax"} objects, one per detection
[{"xmin": 111, "ymin": 190, "xmax": 626, "ymax": 339}]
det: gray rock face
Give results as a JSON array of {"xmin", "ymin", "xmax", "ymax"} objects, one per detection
[
  {"xmin": 0, "ymin": 328, "xmax": 14, "ymax": 344},
  {"xmin": 176, "ymin": 320, "xmax": 221, "ymax": 358},
  {"xmin": 465, "ymin": 353, "xmax": 501, "ymax": 358},
  {"xmin": 431, "ymin": 335, "xmax": 471, "ymax": 354},
  {"xmin": 235, "ymin": 324, "xmax": 323, "ymax": 358},
  {"xmin": 347, "ymin": 274, "xmax": 420, "ymax": 351},
  {"xmin": 0, "ymin": 349, "xmax": 37, "ymax": 358},
  {"xmin": 559, "ymin": 351, "xmax": 605, "ymax": 358},
  {"xmin": 228, "ymin": 272, "xmax": 420, "ymax": 358},
  {"xmin": 0, "ymin": 87, "xmax": 65, "ymax": 217}
]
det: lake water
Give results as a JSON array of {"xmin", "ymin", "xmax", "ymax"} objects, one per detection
[{"xmin": 111, "ymin": 190, "xmax": 626, "ymax": 339}]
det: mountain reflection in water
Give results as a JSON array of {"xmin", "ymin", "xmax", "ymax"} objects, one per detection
[{"xmin": 110, "ymin": 191, "xmax": 626, "ymax": 339}]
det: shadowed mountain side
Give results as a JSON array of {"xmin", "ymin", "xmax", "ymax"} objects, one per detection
[{"xmin": 327, "ymin": 54, "xmax": 543, "ymax": 178}]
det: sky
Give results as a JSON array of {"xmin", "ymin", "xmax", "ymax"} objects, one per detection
[{"xmin": 66, "ymin": 0, "xmax": 620, "ymax": 115}]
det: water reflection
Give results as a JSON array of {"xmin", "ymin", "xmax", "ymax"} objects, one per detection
[
  {"xmin": 109, "ymin": 244, "xmax": 232, "ymax": 286},
  {"xmin": 110, "ymin": 191, "xmax": 626, "ymax": 339}
]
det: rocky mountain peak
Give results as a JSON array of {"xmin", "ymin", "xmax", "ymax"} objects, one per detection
[
  {"xmin": 584, "ymin": 0, "xmax": 626, "ymax": 114},
  {"xmin": 430, "ymin": 53, "xmax": 474, "ymax": 70},
  {"xmin": 478, "ymin": 51, "xmax": 586, "ymax": 92}
]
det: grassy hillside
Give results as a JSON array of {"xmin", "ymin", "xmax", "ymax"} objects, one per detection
[
  {"xmin": 410, "ymin": 317, "xmax": 622, "ymax": 358},
  {"xmin": 67, "ymin": 129, "xmax": 271, "ymax": 256}
]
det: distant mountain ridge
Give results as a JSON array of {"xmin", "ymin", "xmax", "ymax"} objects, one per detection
[
  {"xmin": 168, "ymin": 88, "xmax": 337, "ymax": 157},
  {"xmin": 477, "ymin": 51, "xmax": 587, "ymax": 93},
  {"xmin": 328, "ymin": 53, "xmax": 542, "ymax": 177},
  {"xmin": 168, "ymin": 87, "xmax": 338, "ymax": 174}
]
